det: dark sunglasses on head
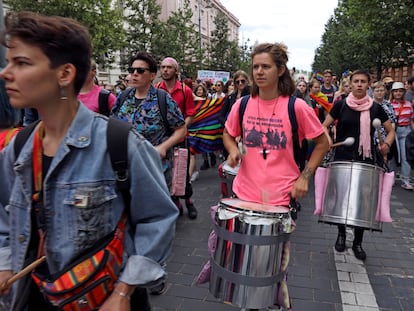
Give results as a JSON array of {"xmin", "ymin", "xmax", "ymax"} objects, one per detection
[
  {"xmin": 235, "ymin": 79, "xmax": 246, "ymax": 85},
  {"xmin": 127, "ymin": 67, "xmax": 150, "ymax": 74}
]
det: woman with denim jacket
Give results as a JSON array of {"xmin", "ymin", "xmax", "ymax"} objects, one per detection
[{"xmin": 0, "ymin": 11, "xmax": 178, "ymax": 311}]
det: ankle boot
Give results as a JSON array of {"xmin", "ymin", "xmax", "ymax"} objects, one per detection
[
  {"xmin": 352, "ymin": 243, "xmax": 366, "ymax": 260},
  {"xmin": 335, "ymin": 234, "xmax": 346, "ymax": 252}
]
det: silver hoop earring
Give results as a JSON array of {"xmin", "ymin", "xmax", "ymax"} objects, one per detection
[{"xmin": 60, "ymin": 86, "xmax": 68, "ymax": 100}]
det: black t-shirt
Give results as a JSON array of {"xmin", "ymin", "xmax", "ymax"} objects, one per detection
[{"xmin": 330, "ymin": 99, "xmax": 389, "ymax": 164}]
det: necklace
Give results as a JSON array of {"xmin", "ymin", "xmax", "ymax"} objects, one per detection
[{"xmin": 257, "ymin": 96, "xmax": 279, "ymax": 160}]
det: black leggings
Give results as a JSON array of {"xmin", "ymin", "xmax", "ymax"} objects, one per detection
[{"xmin": 338, "ymin": 225, "xmax": 364, "ymax": 244}]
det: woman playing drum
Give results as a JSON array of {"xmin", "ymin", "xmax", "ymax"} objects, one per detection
[
  {"xmin": 223, "ymin": 43, "xmax": 329, "ymax": 311},
  {"xmin": 322, "ymin": 70, "xmax": 395, "ymax": 260}
]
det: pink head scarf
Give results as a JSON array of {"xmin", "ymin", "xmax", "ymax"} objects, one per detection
[{"xmin": 162, "ymin": 57, "xmax": 179, "ymax": 72}]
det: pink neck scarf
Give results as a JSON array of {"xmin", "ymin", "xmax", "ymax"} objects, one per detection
[{"xmin": 345, "ymin": 93, "xmax": 373, "ymax": 159}]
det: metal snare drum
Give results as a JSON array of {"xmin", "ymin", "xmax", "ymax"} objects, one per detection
[
  {"xmin": 319, "ymin": 161, "xmax": 384, "ymax": 231},
  {"xmin": 209, "ymin": 198, "xmax": 292, "ymax": 309},
  {"xmin": 218, "ymin": 161, "xmax": 239, "ymax": 198}
]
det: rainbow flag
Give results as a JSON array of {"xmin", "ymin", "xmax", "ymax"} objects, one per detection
[
  {"xmin": 310, "ymin": 92, "xmax": 332, "ymax": 112},
  {"xmin": 314, "ymin": 71, "xmax": 324, "ymax": 81}
]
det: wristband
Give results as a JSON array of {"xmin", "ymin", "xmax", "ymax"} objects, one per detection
[{"xmin": 114, "ymin": 289, "xmax": 130, "ymax": 301}]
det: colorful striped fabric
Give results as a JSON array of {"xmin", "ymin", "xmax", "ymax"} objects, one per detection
[
  {"xmin": 32, "ymin": 215, "xmax": 126, "ymax": 310},
  {"xmin": 188, "ymin": 97, "xmax": 225, "ymax": 154}
]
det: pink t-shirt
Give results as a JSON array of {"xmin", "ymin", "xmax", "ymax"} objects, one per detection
[
  {"xmin": 225, "ymin": 95, "xmax": 324, "ymax": 206},
  {"xmin": 78, "ymin": 85, "xmax": 116, "ymax": 113}
]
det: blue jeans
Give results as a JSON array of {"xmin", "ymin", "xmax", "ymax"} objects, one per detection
[{"xmin": 389, "ymin": 126, "xmax": 412, "ymax": 184}]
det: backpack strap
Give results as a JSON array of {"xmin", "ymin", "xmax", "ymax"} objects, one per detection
[
  {"xmin": 288, "ymin": 96, "xmax": 306, "ymax": 171},
  {"xmin": 14, "ymin": 120, "xmax": 41, "ymax": 159},
  {"xmin": 239, "ymin": 95, "xmax": 251, "ymax": 135},
  {"xmin": 98, "ymin": 89, "xmax": 111, "ymax": 116},
  {"xmin": 156, "ymin": 88, "xmax": 172, "ymax": 135},
  {"xmin": 107, "ymin": 118, "xmax": 132, "ymax": 209}
]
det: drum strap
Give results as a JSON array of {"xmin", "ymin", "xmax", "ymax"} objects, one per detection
[
  {"xmin": 210, "ymin": 258, "xmax": 286, "ymax": 287},
  {"xmin": 213, "ymin": 223, "xmax": 290, "ymax": 245}
]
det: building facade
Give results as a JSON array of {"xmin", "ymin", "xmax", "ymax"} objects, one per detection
[{"xmin": 156, "ymin": 0, "xmax": 240, "ymax": 51}]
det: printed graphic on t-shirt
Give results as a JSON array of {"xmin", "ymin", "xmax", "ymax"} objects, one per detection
[{"xmin": 243, "ymin": 115, "xmax": 287, "ymax": 150}]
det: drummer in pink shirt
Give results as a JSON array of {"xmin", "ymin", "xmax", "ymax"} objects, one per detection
[{"xmin": 223, "ymin": 43, "xmax": 328, "ymax": 310}]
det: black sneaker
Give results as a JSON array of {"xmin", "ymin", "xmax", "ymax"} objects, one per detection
[
  {"xmin": 149, "ymin": 282, "xmax": 166, "ymax": 295},
  {"xmin": 186, "ymin": 202, "xmax": 198, "ymax": 219},
  {"xmin": 210, "ymin": 153, "xmax": 217, "ymax": 167},
  {"xmin": 200, "ymin": 160, "xmax": 210, "ymax": 170}
]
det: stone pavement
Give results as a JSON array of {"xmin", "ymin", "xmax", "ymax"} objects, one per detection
[{"xmin": 150, "ymin": 162, "xmax": 414, "ymax": 311}]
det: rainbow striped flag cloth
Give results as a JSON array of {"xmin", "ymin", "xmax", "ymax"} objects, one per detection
[{"xmin": 314, "ymin": 71, "xmax": 324, "ymax": 81}]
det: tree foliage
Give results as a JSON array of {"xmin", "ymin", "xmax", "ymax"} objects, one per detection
[
  {"xmin": 122, "ymin": 0, "xmax": 163, "ymax": 67},
  {"xmin": 153, "ymin": 0, "xmax": 200, "ymax": 78},
  {"xmin": 4, "ymin": 0, "xmax": 252, "ymax": 78},
  {"xmin": 208, "ymin": 11, "xmax": 241, "ymax": 73},
  {"xmin": 5, "ymin": 0, "xmax": 125, "ymax": 68},
  {"xmin": 313, "ymin": 0, "xmax": 414, "ymax": 79}
]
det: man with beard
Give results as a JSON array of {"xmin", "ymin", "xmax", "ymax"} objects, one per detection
[{"xmin": 157, "ymin": 57, "xmax": 198, "ymax": 220}]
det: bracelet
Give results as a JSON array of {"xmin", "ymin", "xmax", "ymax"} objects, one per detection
[
  {"xmin": 114, "ymin": 289, "xmax": 130, "ymax": 301},
  {"xmin": 384, "ymin": 142, "xmax": 391, "ymax": 148}
]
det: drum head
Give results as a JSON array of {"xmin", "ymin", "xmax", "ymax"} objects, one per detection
[{"xmin": 220, "ymin": 198, "xmax": 289, "ymax": 213}]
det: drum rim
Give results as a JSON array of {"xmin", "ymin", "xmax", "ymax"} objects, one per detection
[
  {"xmin": 327, "ymin": 161, "xmax": 384, "ymax": 171},
  {"xmin": 219, "ymin": 199, "xmax": 290, "ymax": 217}
]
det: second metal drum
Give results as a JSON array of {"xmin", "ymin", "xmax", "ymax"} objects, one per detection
[{"xmin": 319, "ymin": 161, "xmax": 384, "ymax": 231}]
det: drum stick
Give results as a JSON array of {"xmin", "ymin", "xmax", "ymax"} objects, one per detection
[
  {"xmin": 0, "ymin": 256, "xmax": 46, "ymax": 290},
  {"xmin": 372, "ymin": 118, "xmax": 387, "ymax": 161},
  {"xmin": 331, "ymin": 137, "xmax": 355, "ymax": 148}
]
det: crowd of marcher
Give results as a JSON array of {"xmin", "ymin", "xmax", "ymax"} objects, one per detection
[{"xmin": 0, "ymin": 10, "xmax": 413, "ymax": 311}]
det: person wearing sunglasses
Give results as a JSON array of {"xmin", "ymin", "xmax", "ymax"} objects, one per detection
[
  {"xmin": 219, "ymin": 70, "xmax": 250, "ymax": 126},
  {"xmin": 112, "ymin": 52, "xmax": 187, "ymax": 191},
  {"xmin": 212, "ymin": 81, "xmax": 226, "ymax": 99},
  {"xmin": 219, "ymin": 71, "xmax": 250, "ymax": 160}
]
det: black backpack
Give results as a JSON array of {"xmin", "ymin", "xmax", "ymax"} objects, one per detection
[
  {"xmin": 239, "ymin": 95, "xmax": 308, "ymax": 171},
  {"xmin": 98, "ymin": 89, "xmax": 112, "ymax": 117}
]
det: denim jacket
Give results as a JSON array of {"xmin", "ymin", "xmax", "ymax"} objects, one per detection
[{"xmin": 0, "ymin": 104, "xmax": 178, "ymax": 306}]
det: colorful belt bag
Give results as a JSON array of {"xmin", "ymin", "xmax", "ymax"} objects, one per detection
[{"xmin": 32, "ymin": 215, "xmax": 126, "ymax": 311}]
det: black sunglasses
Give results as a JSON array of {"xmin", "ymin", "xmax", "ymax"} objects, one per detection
[
  {"xmin": 235, "ymin": 79, "xmax": 246, "ymax": 85},
  {"xmin": 127, "ymin": 67, "xmax": 150, "ymax": 74}
]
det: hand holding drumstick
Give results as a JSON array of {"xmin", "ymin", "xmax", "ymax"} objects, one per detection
[
  {"xmin": 0, "ymin": 256, "xmax": 46, "ymax": 292},
  {"xmin": 372, "ymin": 118, "xmax": 388, "ymax": 161}
]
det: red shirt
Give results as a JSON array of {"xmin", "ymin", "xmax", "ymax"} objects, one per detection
[{"xmin": 158, "ymin": 80, "xmax": 196, "ymax": 118}]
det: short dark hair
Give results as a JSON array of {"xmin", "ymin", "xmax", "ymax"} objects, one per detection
[
  {"xmin": 323, "ymin": 69, "xmax": 333, "ymax": 76},
  {"xmin": 1, "ymin": 11, "xmax": 92, "ymax": 94},
  {"xmin": 350, "ymin": 69, "xmax": 371, "ymax": 83},
  {"xmin": 129, "ymin": 51, "xmax": 157, "ymax": 73},
  {"xmin": 407, "ymin": 76, "xmax": 414, "ymax": 85}
]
